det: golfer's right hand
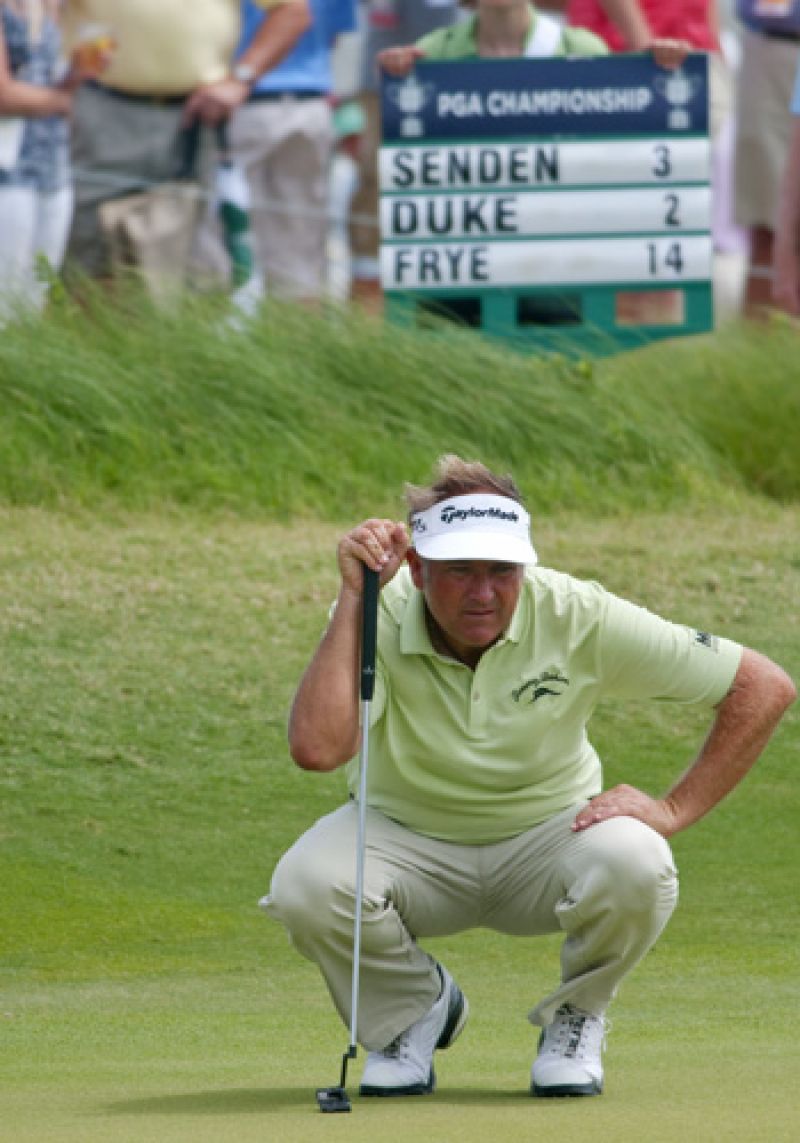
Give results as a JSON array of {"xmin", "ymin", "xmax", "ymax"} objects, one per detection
[
  {"xmin": 338, "ymin": 519, "xmax": 409, "ymax": 593},
  {"xmin": 377, "ymin": 45, "xmax": 426, "ymax": 77}
]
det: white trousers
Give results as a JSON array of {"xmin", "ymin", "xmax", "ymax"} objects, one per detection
[
  {"xmin": 263, "ymin": 801, "xmax": 678, "ymax": 1052},
  {"xmin": 0, "ymin": 184, "xmax": 74, "ymax": 319}
]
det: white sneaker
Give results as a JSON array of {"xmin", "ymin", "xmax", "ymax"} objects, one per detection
[
  {"xmin": 359, "ymin": 964, "xmax": 469, "ymax": 1097},
  {"xmin": 530, "ymin": 1003, "xmax": 605, "ymax": 1097}
]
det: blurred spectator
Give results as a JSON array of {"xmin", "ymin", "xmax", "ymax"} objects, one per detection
[
  {"xmin": 771, "ymin": 50, "xmax": 800, "ymax": 315},
  {"xmin": 200, "ymin": 0, "xmax": 357, "ymax": 302},
  {"xmin": 377, "ymin": 1, "xmax": 608, "ymax": 75},
  {"xmin": 60, "ymin": 0, "xmax": 310, "ymax": 279},
  {"xmin": 565, "ymin": 1, "xmax": 732, "ymax": 137},
  {"xmin": 349, "ymin": 0, "xmax": 463, "ymax": 311},
  {"xmin": 733, "ymin": 0, "xmax": 800, "ymax": 316},
  {"xmin": 0, "ymin": 0, "xmax": 111, "ymax": 317}
]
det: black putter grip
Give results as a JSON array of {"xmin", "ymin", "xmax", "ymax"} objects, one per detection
[{"xmin": 360, "ymin": 566, "xmax": 379, "ymax": 702}]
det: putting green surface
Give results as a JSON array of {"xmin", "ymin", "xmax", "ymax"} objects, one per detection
[{"xmin": 2, "ymin": 954, "xmax": 797, "ymax": 1143}]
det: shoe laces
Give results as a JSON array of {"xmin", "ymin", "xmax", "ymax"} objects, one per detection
[
  {"xmin": 375, "ymin": 976, "xmax": 447, "ymax": 1063},
  {"xmin": 544, "ymin": 1004, "xmax": 606, "ymax": 1061},
  {"xmin": 379, "ymin": 1029, "xmax": 414, "ymax": 1062}
]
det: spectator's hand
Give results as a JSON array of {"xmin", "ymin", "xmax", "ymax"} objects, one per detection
[
  {"xmin": 650, "ymin": 38, "xmax": 692, "ymax": 70},
  {"xmin": 182, "ymin": 78, "xmax": 250, "ymax": 126},
  {"xmin": 62, "ymin": 34, "xmax": 115, "ymax": 91},
  {"xmin": 572, "ymin": 784, "xmax": 679, "ymax": 838},
  {"xmin": 337, "ymin": 519, "xmax": 409, "ymax": 595},
  {"xmin": 772, "ymin": 238, "xmax": 800, "ymax": 315},
  {"xmin": 377, "ymin": 45, "xmax": 426, "ymax": 78}
]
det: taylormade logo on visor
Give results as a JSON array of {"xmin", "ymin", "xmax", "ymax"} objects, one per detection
[
  {"xmin": 440, "ymin": 504, "xmax": 519, "ymax": 525},
  {"xmin": 411, "ymin": 494, "xmax": 538, "ymax": 565}
]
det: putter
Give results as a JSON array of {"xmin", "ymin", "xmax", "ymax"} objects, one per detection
[{"xmin": 316, "ymin": 563, "xmax": 380, "ymax": 1114}]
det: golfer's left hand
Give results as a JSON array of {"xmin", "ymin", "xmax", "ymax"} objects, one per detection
[{"xmin": 572, "ymin": 785, "xmax": 678, "ymax": 838}]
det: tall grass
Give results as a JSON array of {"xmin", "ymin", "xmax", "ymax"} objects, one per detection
[{"xmin": 1, "ymin": 287, "xmax": 798, "ymax": 516}]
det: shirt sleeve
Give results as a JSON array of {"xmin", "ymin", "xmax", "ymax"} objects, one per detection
[
  {"xmin": 415, "ymin": 27, "xmax": 456, "ymax": 59},
  {"xmin": 560, "ymin": 27, "xmax": 610, "ymax": 57},
  {"xmin": 597, "ymin": 587, "xmax": 743, "ymax": 707}
]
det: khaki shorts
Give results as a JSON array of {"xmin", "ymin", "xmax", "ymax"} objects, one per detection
[
  {"xmin": 734, "ymin": 29, "xmax": 799, "ymax": 229},
  {"xmin": 194, "ymin": 95, "xmax": 333, "ymax": 300},
  {"xmin": 67, "ymin": 83, "xmax": 214, "ymax": 279}
]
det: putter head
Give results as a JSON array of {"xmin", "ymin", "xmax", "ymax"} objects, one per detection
[{"xmin": 316, "ymin": 1085, "xmax": 351, "ymax": 1114}]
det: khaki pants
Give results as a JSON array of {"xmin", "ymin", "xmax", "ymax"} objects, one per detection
[{"xmin": 263, "ymin": 801, "xmax": 678, "ymax": 1052}]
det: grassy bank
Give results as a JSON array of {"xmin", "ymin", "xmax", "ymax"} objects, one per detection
[{"xmin": 1, "ymin": 291, "xmax": 799, "ymax": 518}]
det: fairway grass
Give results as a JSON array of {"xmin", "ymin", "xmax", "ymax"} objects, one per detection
[{"xmin": 1, "ymin": 505, "xmax": 798, "ymax": 1142}]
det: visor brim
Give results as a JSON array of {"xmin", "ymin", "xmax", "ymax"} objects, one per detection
[{"xmin": 413, "ymin": 534, "xmax": 538, "ymax": 564}]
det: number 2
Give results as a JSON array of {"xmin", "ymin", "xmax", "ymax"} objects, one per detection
[{"xmin": 664, "ymin": 193, "xmax": 680, "ymax": 227}]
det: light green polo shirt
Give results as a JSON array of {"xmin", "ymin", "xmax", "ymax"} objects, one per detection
[
  {"xmin": 346, "ymin": 565, "xmax": 742, "ymax": 844},
  {"xmin": 416, "ymin": 6, "xmax": 609, "ymax": 61}
]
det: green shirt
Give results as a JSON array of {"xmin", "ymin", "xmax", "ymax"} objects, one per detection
[
  {"xmin": 417, "ymin": 7, "xmax": 609, "ymax": 61},
  {"xmin": 346, "ymin": 566, "xmax": 742, "ymax": 844}
]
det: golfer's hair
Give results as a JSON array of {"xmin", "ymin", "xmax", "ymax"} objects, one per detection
[{"xmin": 405, "ymin": 454, "xmax": 525, "ymax": 518}]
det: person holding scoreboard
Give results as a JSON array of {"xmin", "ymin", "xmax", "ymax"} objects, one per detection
[{"xmin": 377, "ymin": 0, "xmax": 696, "ymax": 76}]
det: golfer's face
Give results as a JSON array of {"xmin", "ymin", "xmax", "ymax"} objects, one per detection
[{"xmin": 412, "ymin": 557, "xmax": 524, "ymax": 663}]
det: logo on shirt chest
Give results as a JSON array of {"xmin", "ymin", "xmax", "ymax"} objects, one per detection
[{"xmin": 512, "ymin": 666, "xmax": 570, "ymax": 704}]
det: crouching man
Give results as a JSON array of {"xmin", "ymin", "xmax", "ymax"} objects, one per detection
[{"xmin": 263, "ymin": 455, "xmax": 795, "ymax": 1098}]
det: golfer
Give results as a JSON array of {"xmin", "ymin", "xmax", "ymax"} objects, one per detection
[{"xmin": 263, "ymin": 455, "xmax": 795, "ymax": 1098}]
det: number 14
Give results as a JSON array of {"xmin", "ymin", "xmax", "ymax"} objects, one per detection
[{"xmin": 648, "ymin": 242, "xmax": 684, "ymax": 276}]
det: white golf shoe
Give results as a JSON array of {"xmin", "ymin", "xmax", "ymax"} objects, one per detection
[
  {"xmin": 359, "ymin": 965, "xmax": 469, "ymax": 1097},
  {"xmin": 530, "ymin": 1003, "xmax": 605, "ymax": 1097}
]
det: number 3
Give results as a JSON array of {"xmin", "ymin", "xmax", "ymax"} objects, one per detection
[{"xmin": 653, "ymin": 145, "xmax": 672, "ymax": 179}]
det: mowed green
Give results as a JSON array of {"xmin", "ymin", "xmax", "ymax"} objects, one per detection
[{"xmin": 1, "ymin": 504, "xmax": 797, "ymax": 1143}]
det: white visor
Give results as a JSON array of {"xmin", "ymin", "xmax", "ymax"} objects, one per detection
[{"xmin": 411, "ymin": 494, "xmax": 538, "ymax": 564}]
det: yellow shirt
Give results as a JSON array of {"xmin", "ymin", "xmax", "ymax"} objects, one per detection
[
  {"xmin": 347, "ymin": 565, "xmax": 742, "ymax": 844},
  {"xmin": 62, "ymin": 0, "xmax": 294, "ymax": 95}
]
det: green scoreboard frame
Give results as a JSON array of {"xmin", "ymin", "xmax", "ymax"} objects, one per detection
[{"xmin": 379, "ymin": 55, "xmax": 712, "ymax": 356}]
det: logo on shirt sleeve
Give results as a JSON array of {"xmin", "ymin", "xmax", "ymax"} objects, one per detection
[{"xmin": 693, "ymin": 630, "xmax": 719, "ymax": 653}]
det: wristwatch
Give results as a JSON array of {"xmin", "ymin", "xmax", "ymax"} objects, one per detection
[{"xmin": 232, "ymin": 62, "xmax": 257, "ymax": 86}]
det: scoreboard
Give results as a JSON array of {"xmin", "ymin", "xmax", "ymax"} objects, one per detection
[{"xmin": 379, "ymin": 55, "xmax": 712, "ymax": 355}]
